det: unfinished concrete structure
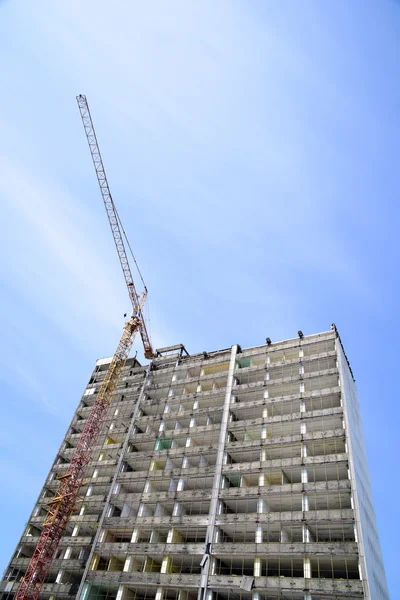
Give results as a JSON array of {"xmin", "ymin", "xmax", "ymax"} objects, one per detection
[{"xmin": 1, "ymin": 327, "xmax": 389, "ymax": 600}]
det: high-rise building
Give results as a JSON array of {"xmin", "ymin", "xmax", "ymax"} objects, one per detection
[{"xmin": 1, "ymin": 327, "xmax": 389, "ymax": 600}]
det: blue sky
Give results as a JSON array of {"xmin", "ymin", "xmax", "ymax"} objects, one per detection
[{"xmin": 0, "ymin": 0, "xmax": 399, "ymax": 594}]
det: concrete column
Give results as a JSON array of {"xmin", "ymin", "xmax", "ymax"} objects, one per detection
[
  {"xmin": 198, "ymin": 345, "xmax": 238, "ymax": 600},
  {"xmin": 257, "ymin": 497, "xmax": 268, "ymax": 513},
  {"xmin": 213, "ymin": 527, "xmax": 221, "ymax": 542},
  {"xmin": 173, "ymin": 502, "xmax": 185, "ymax": 516},
  {"xmin": 161, "ymin": 556, "xmax": 172, "ymax": 573},
  {"xmin": 254, "ymin": 556, "xmax": 262, "ymax": 576},
  {"xmin": 304, "ymin": 557, "xmax": 311, "ymax": 578},
  {"xmin": 302, "ymin": 524, "xmax": 314, "ymax": 542},
  {"xmin": 55, "ymin": 570, "xmax": 63, "ymax": 583},
  {"xmin": 155, "ymin": 588, "xmax": 163, "ymax": 600},
  {"xmin": 281, "ymin": 528, "xmax": 290, "ymax": 542},
  {"xmin": 72, "ymin": 525, "xmax": 80, "ymax": 537},
  {"xmin": 255, "ymin": 525, "xmax": 263, "ymax": 543}
]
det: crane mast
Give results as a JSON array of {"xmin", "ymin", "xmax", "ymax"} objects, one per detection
[{"xmin": 15, "ymin": 97, "xmax": 153, "ymax": 600}]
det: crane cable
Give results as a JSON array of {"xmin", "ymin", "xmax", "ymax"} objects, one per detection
[
  {"xmin": 112, "ymin": 200, "xmax": 152, "ymax": 334},
  {"xmin": 112, "ymin": 200, "xmax": 147, "ymax": 292}
]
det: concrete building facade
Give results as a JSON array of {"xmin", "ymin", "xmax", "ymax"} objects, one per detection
[{"xmin": 1, "ymin": 327, "xmax": 389, "ymax": 600}]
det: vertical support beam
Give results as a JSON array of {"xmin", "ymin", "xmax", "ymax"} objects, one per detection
[
  {"xmin": 198, "ymin": 345, "xmax": 238, "ymax": 600},
  {"xmin": 76, "ymin": 367, "xmax": 151, "ymax": 599}
]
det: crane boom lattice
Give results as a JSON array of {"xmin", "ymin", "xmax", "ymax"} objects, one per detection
[{"xmin": 76, "ymin": 95, "xmax": 154, "ymax": 359}]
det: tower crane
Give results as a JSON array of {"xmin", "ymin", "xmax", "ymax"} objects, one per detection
[{"xmin": 15, "ymin": 95, "xmax": 155, "ymax": 600}]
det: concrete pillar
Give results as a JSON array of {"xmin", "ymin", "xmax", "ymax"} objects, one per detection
[
  {"xmin": 217, "ymin": 500, "xmax": 225, "ymax": 514},
  {"xmin": 98, "ymin": 528, "xmax": 106, "ymax": 543},
  {"xmin": 254, "ymin": 556, "xmax": 262, "ymax": 576},
  {"xmin": 173, "ymin": 502, "xmax": 185, "ymax": 516},
  {"xmin": 304, "ymin": 557, "xmax": 311, "ymax": 578},
  {"xmin": 302, "ymin": 524, "xmax": 314, "ymax": 542},
  {"xmin": 210, "ymin": 557, "xmax": 217, "ymax": 575},
  {"xmin": 150, "ymin": 529, "xmax": 161, "ymax": 543},
  {"xmin": 167, "ymin": 528, "xmax": 183, "ymax": 543},
  {"xmin": 199, "ymin": 345, "xmax": 238, "ymax": 600},
  {"xmin": 255, "ymin": 525, "xmax": 263, "ymax": 543},
  {"xmin": 281, "ymin": 528, "xmax": 289, "ymax": 542},
  {"xmin": 240, "ymin": 475, "xmax": 249, "ymax": 487},
  {"xmin": 155, "ymin": 588, "xmax": 163, "ymax": 600},
  {"xmin": 124, "ymin": 555, "xmax": 132, "ymax": 572},
  {"xmin": 199, "ymin": 455, "xmax": 208, "ymax": 467},
  {"xmin": 55, "ymin": 570, "xmax": 63, "ymax": 583},
  {"xmin": 213, "ymin": 527, "xmax": 221, "ymax": 542},
  {"xmin": 161, "ymin": 556, "xmax": 173, "ymax": 573},
  {"xmin": 302, "ymin": 495, "xmax": 309, "ymax": 511},
  {"xmin": 257, "ymin": 497, "xmax": 268, "ymax": 513}
]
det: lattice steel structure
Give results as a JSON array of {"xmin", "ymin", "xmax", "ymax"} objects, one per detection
[{"xmin": 1, "ymin": 328, "xmax": 389, "ymax": 600}]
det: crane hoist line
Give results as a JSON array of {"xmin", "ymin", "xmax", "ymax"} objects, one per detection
[{"xmin": 15, "ymin": 96, "xmax": 155, "ymax": 600}]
